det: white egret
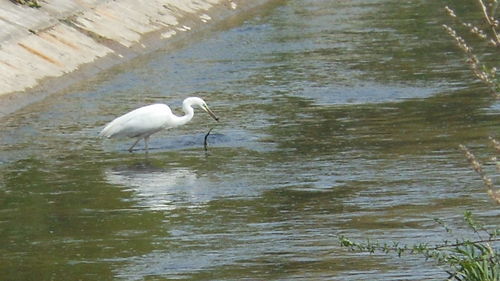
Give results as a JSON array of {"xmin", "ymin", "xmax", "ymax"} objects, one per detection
[{"xmin": 99, "ymin": 97, "xmax": 219, "ymax": 153}]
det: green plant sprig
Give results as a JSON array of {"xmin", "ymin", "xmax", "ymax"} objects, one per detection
[{"xmin": 339, "ymin": 212, "xmax": 500, "ymax": 281}]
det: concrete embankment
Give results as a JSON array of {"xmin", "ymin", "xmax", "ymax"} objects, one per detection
[{"xmin": 0, "ymin": 0, "xmax": 270, "ymax": 117}]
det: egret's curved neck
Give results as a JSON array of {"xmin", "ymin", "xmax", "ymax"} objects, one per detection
[{"xmin": 172, "ymin": 102, "xmax": 194, "ymax": 127}]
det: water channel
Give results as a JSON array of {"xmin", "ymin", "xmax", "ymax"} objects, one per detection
[{"xmin": 1, "ymin": 0, "xmax": 499, "ymax": 280}]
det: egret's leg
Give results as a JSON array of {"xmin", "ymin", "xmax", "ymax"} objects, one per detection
[
  {"xmin": 128, "ymin": 138, "xmax": 141, "ymax": 153},
  {"xmin": 144, "ymin": 136, "xmax": 150, "ymax": 154}
]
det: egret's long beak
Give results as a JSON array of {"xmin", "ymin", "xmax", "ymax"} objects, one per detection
[{"xmin": 203, "ymin": 104, "xmax": 219, "ymax": 122}]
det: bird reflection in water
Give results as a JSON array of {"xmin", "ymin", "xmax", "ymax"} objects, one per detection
[{"xmin": 104, "ymin": 162, "xmax": 210, "ymax": 211}]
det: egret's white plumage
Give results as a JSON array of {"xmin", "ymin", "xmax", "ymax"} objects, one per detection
[{"xmin": 100, "ymin": 97, "xmax": 219, "ymax": 153}]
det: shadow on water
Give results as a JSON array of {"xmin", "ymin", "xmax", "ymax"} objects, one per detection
[{"xmin": 102, "ymin": 129, "xmax": 256, "ymax": 154}]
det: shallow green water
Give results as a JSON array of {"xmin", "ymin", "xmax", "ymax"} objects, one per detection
[{"xmin": 1, "ymin": 0, "xmax": 499, "ymax": 280}]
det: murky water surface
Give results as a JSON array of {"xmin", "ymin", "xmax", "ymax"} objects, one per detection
[{"xmin": 1, "ymin": 0, "xmax": 499, "ymax": 280}]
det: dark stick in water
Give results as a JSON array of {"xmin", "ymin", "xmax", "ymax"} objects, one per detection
[{"xmin": 204, "ymin": 128, "xmax": 214, "ymax": 151}]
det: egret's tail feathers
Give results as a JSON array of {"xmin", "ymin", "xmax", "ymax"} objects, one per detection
[
  {"xmin": 99, "ymin": 114, "xmax": 137, "ymax": 139},
  {"xmin": 99, "ymin": 128, "xmax": 110, "ymax": 138},
  {"xmin": 99, "ymin": 122, "xmax": 116, "ymax": 138}
]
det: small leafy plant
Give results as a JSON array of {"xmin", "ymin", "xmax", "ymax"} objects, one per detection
[{"xmin": 339, "ymin": 211, "xmax": 500, "ymax": 281}]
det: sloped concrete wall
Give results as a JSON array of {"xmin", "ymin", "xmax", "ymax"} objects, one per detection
[{"xmin": 0, "ymin": 0, "xmax": 245, "ymax": 97}]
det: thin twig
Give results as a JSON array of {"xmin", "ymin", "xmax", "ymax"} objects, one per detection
[
  {"xmin": 459, "ymin": 144, "xmax": 500, "ymax": 204},
  {"xmin": 477, "ymin": 0, "xmax": 500, "ymax": 43},
  {"xmin": 433, "ymin": 238, "xmax": 500, "ymax": 250}
]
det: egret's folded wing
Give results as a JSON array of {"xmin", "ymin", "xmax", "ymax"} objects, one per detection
[{"xmin": 99, "ymin": 104, "xmax": 171, "ymax": 138}]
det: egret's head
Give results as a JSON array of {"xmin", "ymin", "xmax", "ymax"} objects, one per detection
[{"xmin": 186, "ymin": 97, "xmax": 219, "ymax": 122}]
